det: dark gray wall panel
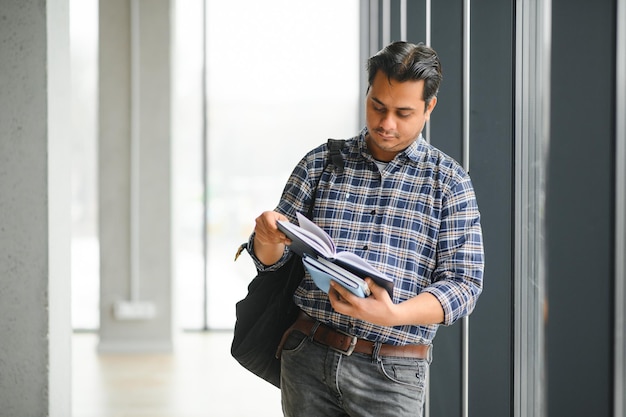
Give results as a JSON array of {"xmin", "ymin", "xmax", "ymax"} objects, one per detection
[
  {"xmin": 389, "ymin": 0, "xmax": 403, "ymax": 42},
  {"xmin": 546, "ymin": 0, "xmax": 616, "ymax": 416},
  {"xmin": 429, "ymin": 2, "xmax": 515, "ymax": 416},
  {"xmin": 467, "ymin": 1, "xmax": 515, "ymax": 417},
  {"xmin": 428, "ymin": 2, "xmax": 464, "ymax": 416},
  {"xmin": 429, "ymin": 326, "xmax": 463, "ymax": 415},
  {"xmin": 406, "ymin": 0, "xmax": 427, "ymax": 43},
  {"xmin": 430, "ymin": 0, "xmax": 464, "ymax": 163}
]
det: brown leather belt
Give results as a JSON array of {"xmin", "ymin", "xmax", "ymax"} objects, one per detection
[{"xmin": 277, "ymin": 311, "xmax": 431, "ymax": 359}]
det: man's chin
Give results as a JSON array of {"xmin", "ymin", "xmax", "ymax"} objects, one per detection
[
  {"xmin": 374, "ymin": 139, "xmax": 401, "ymax": 152},
  {"xmin": 368, "ymin": 133, "xmax": 394, "ymax": 146}
]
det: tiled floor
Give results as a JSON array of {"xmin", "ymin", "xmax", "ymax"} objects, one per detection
[{"xmin": 72, "ymin": 331, "xmax": 282, "ymax": 417}]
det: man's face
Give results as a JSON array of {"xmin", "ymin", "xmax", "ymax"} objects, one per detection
[{"xmin": 365, "ymin": 70, "xmax": 437, "ymax": 162}]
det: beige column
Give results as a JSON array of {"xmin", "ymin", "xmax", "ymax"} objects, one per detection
[{"xmin": 98, "ymin": 0, "xmax": 174, "ymax": 352}]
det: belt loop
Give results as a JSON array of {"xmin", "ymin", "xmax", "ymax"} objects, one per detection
[
  {"xmin": 427, "ymin": 344, "xmax": 434, "ymax": 364},
  {"xmin": 372, "ymin": 341, "xmax": 383, "ymax": 362},
  {"xmin": 308, "ymin": 320, "xmax": 321, "ymax": 341}
]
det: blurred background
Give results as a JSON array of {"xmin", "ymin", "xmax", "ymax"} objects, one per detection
[{"xmin": 70, "ymin": 0, "xmax": 360, "ymax": 333}]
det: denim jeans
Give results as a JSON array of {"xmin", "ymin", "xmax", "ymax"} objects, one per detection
[{"xmin": 280, "ymin": 330, "xmax": 429, "ymax": 417}]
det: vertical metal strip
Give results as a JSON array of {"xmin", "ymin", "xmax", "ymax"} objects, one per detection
[
  {"xmin": 382, "ymin": 0, "xmax": 390, "ymax": 47},
  {"xmin": 615, "ymin": 0, "xmax": 626, "ymax": 415},
  {"xmin": 400, "ymin": 0, "xmax": 407, "ymax": 41},
  {"xmin": 425, "ymin": 0, "xmax": 431, "ymax": 46},
  {"xmin": 462, "ymin": 0, "xmax": 470, "ymax": 172},
  {"xmin": 461, "ymin": 2, "xmax": 471, "ymax": 417},
  {"xmin": 461, "ymin": 0, "xmax": 471, "ymax": 414},
  {"xmin": 424, "ymin": 1, "xmax": 433, "ymax": 415},
  {"xmin": 424, "ymin": 0, "xmax": 431, "ymax": 143},
  {"xmin": 370, "ymin": 0, "xmax": 379, "ymax": 56},
  {"xmin": 359, "ymin": 0, "xmax": 371, "ymax": 130},
  {"xmin": 513, "ymin": 2, "xmax": 525, "ymax": 416},
  {"xmin": 528, "ymin": 0, "xmax": 552, "ymax": 417},
  {"xmin": 514, "ymin": 0, "xmax": 550, "ymax": 416}
]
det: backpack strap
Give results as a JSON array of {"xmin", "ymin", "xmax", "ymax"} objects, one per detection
[
  {"xmin": 307, "ymin": 139, "xmax": 346, "ymax": 219},
  {"xmin": 327, "ymin": 138, "xmax": 346, "ymax": 174}
]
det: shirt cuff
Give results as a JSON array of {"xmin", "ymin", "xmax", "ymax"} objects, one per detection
[
  {"xmin": 245, "ymin": 232, "xmax": 291, "ymax": 272},
  {"xmin": 422, "ymin": 285, "xmax": 455, "ymax": 326}
]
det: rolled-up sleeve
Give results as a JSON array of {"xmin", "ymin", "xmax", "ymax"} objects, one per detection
[
  {"xmin": 244, "ymin": 232, "xmax": 292, "ymax": 272},
  {"xmin": 422, "ymin": 177, "xmax": 484, "ymax": 325}
]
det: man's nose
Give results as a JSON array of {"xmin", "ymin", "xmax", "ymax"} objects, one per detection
[{"xmin": 379, "ymin": 113, "xmax": 396, "ymax": 131}]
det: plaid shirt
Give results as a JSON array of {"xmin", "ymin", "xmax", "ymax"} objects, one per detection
[{"xmin": 248, "ymin": 128, "xmax": 484, "ymax": 346}]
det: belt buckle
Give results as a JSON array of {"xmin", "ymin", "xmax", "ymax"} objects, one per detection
[{"xmin": 329, "ymin": 328, "xmax": 358, "ymax": 356}]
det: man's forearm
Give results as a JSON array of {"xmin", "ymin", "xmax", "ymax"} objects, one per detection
[
  {"xmin": 253, "ymin": 235, "xmax": 285, "ymax": 266},
  {"xmin": 394, "ymin": 292, "xmax": 445, "ymax": 326}
]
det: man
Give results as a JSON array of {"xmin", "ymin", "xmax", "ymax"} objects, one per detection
[{"xmin": 247, "ymin": 41, "xmax": 484, "ymax": 417}]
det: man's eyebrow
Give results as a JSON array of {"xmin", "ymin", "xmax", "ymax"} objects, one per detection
[
  {"xmin": 371, "ymin": 96, "xmax": 416, "ymax": 112},
  {"xmin": 371, "ymin": 97, "xmax": 385, "ymax": 106}
]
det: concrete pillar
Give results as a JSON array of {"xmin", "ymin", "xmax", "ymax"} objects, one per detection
[
  {"xmin": 0, "ymin": 0, "xmax": 72, "ymax": 415},
  {"xmin": 98, "ymin": 0, "xmax": 173, "ymax": 352}
]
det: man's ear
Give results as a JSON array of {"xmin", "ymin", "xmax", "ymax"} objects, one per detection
[{"xmin": 425, "ymin": 96, "xmax": 437, "ymax": 120}]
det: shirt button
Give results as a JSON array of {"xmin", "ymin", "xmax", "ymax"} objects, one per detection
[
  {"xmin": 370, "ymin": 209, "xmax": 376, "ymax": 215},
  {"xmin": 363, "ymin": 245, "xmax": 369, "ymax": 250}
]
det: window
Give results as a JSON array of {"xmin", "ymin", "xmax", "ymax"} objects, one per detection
[{"xmin": 71, "ymin": 0, "xmax": 361, "ymax": 331}]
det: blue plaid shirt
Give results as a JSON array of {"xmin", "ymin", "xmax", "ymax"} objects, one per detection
[{"xmin": 248, "ymin": 128, "xmax": 484, "ymax": 346}]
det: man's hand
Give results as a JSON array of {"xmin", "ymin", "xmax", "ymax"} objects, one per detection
[
  {"xmin": 254, "ymin": 211, "xmax": 290, "ymax": 246},
  {"xmin": 328, "ymin": 277, "xmax": 445, "ymax": 327},
  {"xmin": 328, "ymin": 278, "xmax": 398, "ymax": 327},
  {"xmin": 253, "ymin": 211, "xmax": 290, "ymax": 265}
]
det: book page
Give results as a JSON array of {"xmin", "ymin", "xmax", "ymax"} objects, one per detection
[
  {"xmin": 305, "ymin": 257, "xmax": 360, "ymax": 289},
  {"xmin": 277, "ymin": 220, "xmax": 332, "ymax": 258},
  {"xmin": 296, "ymin": 212, "xmax": 336, "ymax": 254},
  {"xmin": 303, "ymin": 255, "xmax": 371, "ymax": 298},
  {"xmin": 333, "ymin": 251, "xmax": 385, "ymax": 278},
  {"xmin": 281, "ymin": 213, "xmax": 394, "ymax": 297},
  {"xmin": 333, "ymin": 252, "xmax": 394, "ymax": 297}
]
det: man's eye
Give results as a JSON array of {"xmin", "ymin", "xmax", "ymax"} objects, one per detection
[
  {"xmin": 374, "ymin": 106, "xmax": 385, "ymax": 113},
  {"xmin": 398, "ymin": 112, "xmax": 411, "ymax": 118}
]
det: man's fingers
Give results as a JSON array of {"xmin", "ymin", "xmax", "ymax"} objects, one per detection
[{"xmin": 255, "ymin": 211, "xmax": 289, "ymax": 245}]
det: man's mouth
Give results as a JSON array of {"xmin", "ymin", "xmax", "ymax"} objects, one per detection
[{"xmin": 375, "ymin": 130, "xmax": 398, "ymax": 140}]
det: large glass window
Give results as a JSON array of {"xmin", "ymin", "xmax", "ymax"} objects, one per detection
[
  {"xmin": 71, "ymin": 0, "xmax": 360, "ymax": 331},
  {"xmin": 70, "ymin": 0, "xmax": 99, "ymax": 330},
  {"xmin": 175, "ymin": 0, "xmax": 361, "ymax": 329}
]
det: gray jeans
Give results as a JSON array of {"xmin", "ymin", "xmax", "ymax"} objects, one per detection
[{"xmin": 280, "ymin": 330, "xmax": 429, "ymax": 417}]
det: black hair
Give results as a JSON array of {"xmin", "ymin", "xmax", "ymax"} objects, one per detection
[{"xmin": 367, "ymin": 41, "xmax": 442, "ymax": 107}]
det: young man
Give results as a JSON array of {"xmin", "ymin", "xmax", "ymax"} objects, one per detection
[{"xmin": 247, "ymin": 41, "xmax": 484, "ymax": 417}]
